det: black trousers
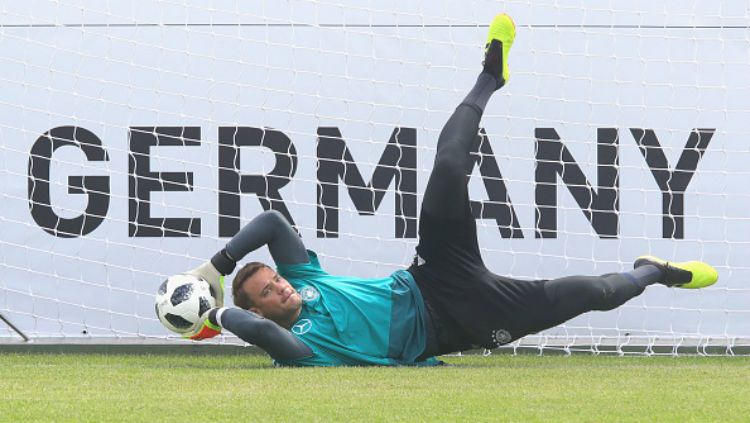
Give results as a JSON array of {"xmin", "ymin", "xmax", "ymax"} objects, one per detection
[{"xmin": 410, "ymin": 103, "xmax": 643, "ymax": 355}]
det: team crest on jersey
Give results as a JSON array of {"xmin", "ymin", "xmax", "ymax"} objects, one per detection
[
  {"xmin": 292, "ymin": 319, "xmax": 313, "ymax": 335},
  {"xmin": 492, "ymin": 329, "xmax": 512, "ymax": 346},
  {"xmin": 298, "ymin": 286, "xmax": 320, "ymax": 303}
]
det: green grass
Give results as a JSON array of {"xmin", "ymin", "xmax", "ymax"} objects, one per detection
[{"xmin": 1, "ymin": 353, "xmax": 749, "ymax": 422}]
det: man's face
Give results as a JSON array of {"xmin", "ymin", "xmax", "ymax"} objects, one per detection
[{"xmin": 242, "ymin": 267, "xmax": 302, "ymax": 325}]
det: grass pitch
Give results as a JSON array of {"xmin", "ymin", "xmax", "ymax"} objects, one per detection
[{"xmin": 1, "ymin": 352, "xmax": 749, "ymax": 422}]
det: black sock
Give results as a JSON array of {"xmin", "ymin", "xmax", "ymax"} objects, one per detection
[
  {"xmin": 621, "ymin": 265, "xmax": 664, "ymax": 289},
  {"xmin": 482, "ymin": 39, "xmax": 505, "ymax": 89},
  {"xmin": 461, "ymin": 72, "xmax": 499, "ymax": 113}
]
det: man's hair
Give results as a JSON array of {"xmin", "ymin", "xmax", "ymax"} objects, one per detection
[{"xmin": 232, "ymin": 262, "xmax": 271, "ymax": 310}]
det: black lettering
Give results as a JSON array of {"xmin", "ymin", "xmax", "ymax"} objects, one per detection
[
  {"xmin": 317, "ymin": 127, "xmax": 417, "ymax": 238},
  {"xmin": 535, "ymin": 128, "xmax": 619, "ymax": 238},
  {"xmin": 631, "ymin": 128, "xmax": 714, "ymax": 239},
  {"xmin": 470, "ymin": 129, "xmax": 523, "ymax": 238},
  {"xmin": 28, "ymin": 126, "xmax": 110, "ymax": 238},
  {"xmin": 217, "ymin": 127, "xmax": 297, "ymax": 237},
  {"xmin": 128, "ymin": 127, "xmax": 201, "ymax": 237}
]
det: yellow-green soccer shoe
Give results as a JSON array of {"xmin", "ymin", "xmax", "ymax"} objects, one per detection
[
  {"xmin": 484, "ymin": 13, "xmax": 516, "ymax": 85},
  {"xmin": 633, "ymin": 255, "xmax": 718, "ymax": 289}
]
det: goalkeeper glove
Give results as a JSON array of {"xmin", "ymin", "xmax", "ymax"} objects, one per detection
[
  {"xmin": 187, "ymin": 261, "xmax": 225, "ymax": 308},
  {"xmin": 185, "ymin": 308, "xmax": 222, "ymax": 340},
  {"xmin": 187, "ymin": 249, "xmax": 238, "ymax": 308}
]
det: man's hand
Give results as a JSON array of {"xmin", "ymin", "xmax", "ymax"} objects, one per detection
[
  {"xmin": 185, "ymin": 309, "xmax": 222, "ymax": 340},
  {"xmin": 187, "ymin": 261, "xmax": 225, "ymax": 307}
]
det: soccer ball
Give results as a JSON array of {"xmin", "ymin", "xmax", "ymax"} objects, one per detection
[{"xmin": 155, "ymin": 274, "xmax": 216, "ymax": 334}]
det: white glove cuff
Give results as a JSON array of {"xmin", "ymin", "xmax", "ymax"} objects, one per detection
[{"xmin": 215, "ymin": 307, "xmax": 228, "ymax": 327}]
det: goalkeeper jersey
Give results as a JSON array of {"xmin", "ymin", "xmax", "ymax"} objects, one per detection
[{"xmin": 273, "ymin": 250, "xmax": 438, "ymax": 367}]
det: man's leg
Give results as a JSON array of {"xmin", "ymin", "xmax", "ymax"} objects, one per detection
[
  {"xmin": 411, "ymin": 15, "xmax": 518, "ymax": 355},
  {"xmin": 543, "ymin": 267, "xmax": 659, "ymax": 322},
  {"xmin": 420, "ymin": 103, "xmax": 481, "ymax": 220},
  {"xmin": 543, "ymin": 258, "xmax": 719, "ymax": 325},
  {"xmin": 421, "ymin": 14, "xmax": 514, "ymax": 221}
]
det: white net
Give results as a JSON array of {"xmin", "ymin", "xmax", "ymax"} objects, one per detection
[{"xmin": 1, "ymin": 1, "xmax": 749, "ymax": 354}]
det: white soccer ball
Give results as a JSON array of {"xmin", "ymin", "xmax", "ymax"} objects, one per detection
[{"xmin": 155, "ymin": 274, "xmax": 216, "ymax": 334}]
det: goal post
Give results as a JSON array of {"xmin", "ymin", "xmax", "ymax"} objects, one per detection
[
  {"xmin": 1, "ymin": 1, "xmax": 749, "ymax": 354},
  {"xmin": 0, "ymin": 313, "xmax": 29, "ymax": 342}
]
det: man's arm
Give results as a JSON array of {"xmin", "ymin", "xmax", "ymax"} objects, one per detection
[
  {"xmin": 208, "ymin": 308, "xmax": 313, "ymax": 361},
  {"xmin": 183, "ymin": 210, "xmax": 310, "ymax": 340},
  {"xmin": 223, "ymin": 209, "xmax": 310, "ymax": 267},
  {"xmin": 189, "ymin": 210, "xmax": 309, "ymax": 307}
]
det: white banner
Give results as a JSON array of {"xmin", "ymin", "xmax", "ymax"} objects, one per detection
[{"xmin": 1, "ymin": 1, "xmax": 748, "ymax": 343}]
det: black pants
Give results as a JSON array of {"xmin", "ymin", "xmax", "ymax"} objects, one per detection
[{"xmin": 410, "ymin": 103, "xmax": 643, "ymax": 355}]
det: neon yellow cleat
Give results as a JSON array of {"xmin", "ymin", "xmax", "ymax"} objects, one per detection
[
  {"xmin": 634, "ymin": 255, "xmax": 718, "ymax": 289},
  {"xmin": 484, "ymin": 13, "xmax": 516, "ymax": 85}
]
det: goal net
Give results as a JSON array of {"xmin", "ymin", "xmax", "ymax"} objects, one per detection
[{"xmin": 2, "ymin": 1, "xmax": 749, "ymax": 354}]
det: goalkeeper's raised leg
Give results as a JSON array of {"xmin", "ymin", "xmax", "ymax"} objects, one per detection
[{"xmin": 419, "ymin": 13, "xmax": 515, "ymax": 224}]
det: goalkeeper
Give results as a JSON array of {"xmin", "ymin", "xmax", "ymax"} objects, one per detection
[{"xmin": 182, "ymin": 14, "xmax": 718, "ymax": 366}]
